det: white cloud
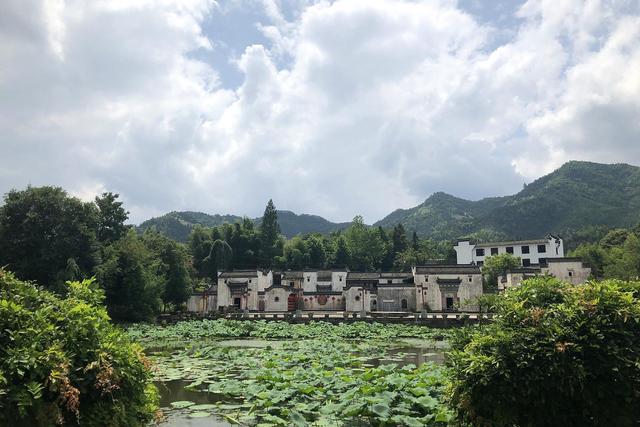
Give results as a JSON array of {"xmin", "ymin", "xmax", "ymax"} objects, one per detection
[{"xmin": 0, "ymin": 0, "xmax": 639, "ymax": 224}]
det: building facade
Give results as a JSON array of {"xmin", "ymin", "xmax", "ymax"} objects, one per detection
[{"xmin": 454, "ymin": 235, "xmax": 564, "ymax": 266}]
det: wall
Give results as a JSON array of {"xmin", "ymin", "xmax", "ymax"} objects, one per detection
[
  {"xmin": 543, "ymin": 260, "xmax": 591, "ymax": 284},
  {"xmin": 415, "ymin": 273, "xmax": 482, "ymax": 311},
  {"xmin": 303, "ymin": 293, "xmax": 344, "ymax": 310},
  {"xmin": 454, "ymin": 241, "xmax": 474, "ymax": 264},
  {"xmin": 376, "ymin": 286, "xmax": 416, "ymax": 312},
  {"xmin": 264, "ymin": 287, "xmax": 290, "ymax": 311}
]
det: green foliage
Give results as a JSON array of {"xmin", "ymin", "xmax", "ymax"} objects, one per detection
[
  {"xmin": 481, "ymin": 253, "xmax": 521, "ymax": 290},
  {"xmin": 152, "ymin": 340, "xmax": 451, "ymax": 426},
  {"xmin": 0, "ymin": 270, "xmax": 157, "ymax": 426},
  {"xmin": 142, "ymin": 230, "xmax": 193, "ymax": 310},
  {"xmin": 604, "ymin": 233, "xmax": 640, "ymax": 281},
  {"xmin": 345, "ymin": 215, "xmax": 386, "ymax": 271},
  {"xmin": 447, "ymin": 277, "xmax": 640, "ymax": 426},
  {"xmin": 127, "ymin": 320, "xmax": 451, "ymax": 347},
  {"xmin": 95, "ymin": 231, "xmax": 162, "ymax": 322},
  {"xmin": 260, "ymin": 199, "xmax": 281, "ymax": 266},
  {"xmin": 94, "ymin": 192, "xmax": 130, "ymax": 244},
  {"xmin": 0, "ymin": 186, "xmax": 100, "ymax": 292}
]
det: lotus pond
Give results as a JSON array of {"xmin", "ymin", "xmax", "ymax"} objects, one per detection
[{"xmin": 129, "ymin": 320, "xmax": 454, "ymax": 426}]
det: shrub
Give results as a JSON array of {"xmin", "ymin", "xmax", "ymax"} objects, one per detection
[
  {"xmin": 447, "ymin": 276, "xmax": 640, "ymax": 427},
  {"xmin": 0, "ymin": 269, "xmax": 158, "ymax": 426}
]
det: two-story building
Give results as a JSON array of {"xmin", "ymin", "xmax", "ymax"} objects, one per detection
[{"xmin": 454, "ymin": 235, "xmax": 564, "ymax": 266}]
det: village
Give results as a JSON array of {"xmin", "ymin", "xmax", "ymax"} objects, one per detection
[{"xmin": 187, "ymin": 234, "xmax": 591, "ymax": 315}]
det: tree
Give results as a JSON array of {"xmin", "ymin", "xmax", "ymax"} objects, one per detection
[
  {"xmin": 283, "ymin": 237, "xmax": 310, "ymax": 270},
  {"xmin": 260, "ymin": 199, "xmax": 280, "ymax": 266},
  {"xmin": 600, "ymin": 228, "xmax": 630, "ymax": 249},
  {"xmin": 0, "ymin": 269, "xmax": 158, "ymax": 426},
  {"xmin": 411, "ymin": 231, "xmax": 419, "ymax": 250},
  {"xmin": 0, "ymin": 186, "xmax": 99, "ymax": 292},
  {"xmin": 345, "ymin": 215, "xmax": 383, "ymax": 271},
  {"xmin": 447, "ymin": 277, "xmax": 640, "ymax": 426},
  {"xmin": 188, "ymin": 225, "xmax": 213, "ymax": 277},
  {"xmin": 95, "ymin": 231, "xmax": 161, "ymax": 322},
  {"xmin": 94, "ymin": 192, "xmax": 129, "ymax": 244},
  {"xmin": 142, "ymin": 230, "xmax": 192, "ymax": 310},
  {"xmin": 482, "ymin": 253, "xmax": 522, "ymax": 290},
  {"xmin": 202, "ymin": 239, "xmax": 232, "ymax": 281},
  {"xmin": 332, "ymin": 235, "xmax": 351, "ymax": 268},
  {"xmin": 392, "ymin": 224, "xmax": 408, "ymax": 256},
  {"xmin": 604, "ymin": 234, "xmax": 640, "ymax": 281},
  {"xmin": 306, "ymin": 235, "xmax": 327, "ymax": 268}
]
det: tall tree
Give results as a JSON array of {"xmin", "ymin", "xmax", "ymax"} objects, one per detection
[
  {"xmin": 306, "ymin": 234, "xmax": 327, "ymax": 268},
  {"xmin": 333, "ymin": 235, "xmax": 351, "ymax": 268},
  {"xmin": 392, "ymin": 224, "xmax": 408, "ymax": 255},
  {"xmin": 202, "ymin": 239, "xmax": 233, "ymax": 281},
  {"xmin": 95, "ymin": 192, "xmax": 129, "ymax": 244},
  {"xmin": 188, "ymin": 225, "xmax": 213, "ymax": 277},
  {"xmin": 95, "ymin": 231, "xmax": 161, "ymax": 321},
  {"xmin": 0, "ymin": 186, "xmax": 99, "ymax": 292},
  {"xmin": 260, "ymin": 199, "xmax": 280, "ymax": 266}
]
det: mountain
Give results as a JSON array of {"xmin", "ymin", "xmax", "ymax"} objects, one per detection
[
  {"xmin": 137, "ymin": 210, "xmax": 349, "ymax": 242},
  {"xmin": 374, "ymin": 161, "xmax": 640, "ymax": 242},
  {"xmin": 140, "ymin": 161, "xmax": 640, "ymax": 245}
]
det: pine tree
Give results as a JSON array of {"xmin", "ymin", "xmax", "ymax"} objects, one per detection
[{"xmin": 260, "ymin": 199, "xmax": 280, "ymax": 266}]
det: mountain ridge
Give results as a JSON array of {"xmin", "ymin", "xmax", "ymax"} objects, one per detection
[{"xmin": 139, "ymin": 161, "xmax": 640, "ymax": 243}]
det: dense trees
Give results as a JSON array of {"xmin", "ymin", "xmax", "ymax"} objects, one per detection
[
  {"xmin": 0, "ymin": 187, "xmax": 193, "ymax": 321},
  {"xmin": 0, "ymin": 187, "xmax": 100, "ymax": 292},
  {"xmin": 569, "ymin": 224, "xmax": 640, "ymax": 281},
  {"xmin": 447, "ymin": 277, "xmax": 640, "ymax": 426}
]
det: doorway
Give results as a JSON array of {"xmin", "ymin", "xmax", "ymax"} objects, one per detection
[
  {"xmin": 445, "ymin": 297, "xmax": 454, "ymax": 311},
  {"xmin": 287, "ymin": 294, "xmax": 297, "ymax": 311},
  {"xmin": 233, "ymin": 297, "xmax": 241, "ymax": 310}
]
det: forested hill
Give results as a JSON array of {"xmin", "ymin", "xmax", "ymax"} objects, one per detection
[
  {"xmin": 137, "ymin": 210, "xmax": 350, "ymax": 242},
  {"xmin": 374, "ymin": 161, "xmax": 640, "ymax": 241},
  {"xmin": 140, "ymin": 161, "xmax": 640, "ymax": 244}
]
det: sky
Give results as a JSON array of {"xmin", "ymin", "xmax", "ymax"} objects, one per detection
[{"xmin": 1, "ymin": 0, "xmax": 639, "ymax": 224}]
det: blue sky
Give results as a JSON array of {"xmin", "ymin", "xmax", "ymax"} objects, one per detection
[{"xmin": 1, "ymin": 0, "xmax": 639, "ymax": 224}]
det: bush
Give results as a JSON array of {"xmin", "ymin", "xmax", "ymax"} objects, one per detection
[
  {"xmin": 0, "ymin": 269, "xmax": 158, "ymax": 426},
  {"xmin": 447, "ymin": 276, "xmax": 640, "ymax": 427}
]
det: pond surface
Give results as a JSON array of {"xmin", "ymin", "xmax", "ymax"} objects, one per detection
[{"xmin": 149, "ymin": 338, "xmax": 447, "ymax": 426}]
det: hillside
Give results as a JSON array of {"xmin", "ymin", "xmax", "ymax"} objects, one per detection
[
  {"xmin": 374, "ymin": 161, "xmax": 640, "ymax": 242},
  {"xmin": 138, "ymin": 210, "xmax": 349, "ymax": 242}
]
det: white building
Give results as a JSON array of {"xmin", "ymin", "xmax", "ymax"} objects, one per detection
[{"xmin": 454, "ymin": 235, "xmax": 564, "ymax": 266}]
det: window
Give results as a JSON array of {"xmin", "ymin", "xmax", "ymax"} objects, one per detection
[
  {"xmin": 274, "ymin": 296, "xmax": 280, "ymax": 302},
  {"xmin": 424, "ymin": 275, "xmax": 429, "ymax": 282},
  {"xmin": 477, "ymin": 261, "xmax": 484, "ymax": 266},
  {"xmin": 568, "ymin": 271, "xmax": 573, "ymax": 277},
  {"xmin": 468, "ymin": 276, "xmax": 472, "ymax": 282},
  {"xmin": 401, "ymin": 299, "xmax": 408, "ymax": 310},
  {"xmin": 339, "ymin": 276, "xmax": 343, "ymax": 281},
  {"xmin": 289, "ymin": 281, "xmax": 294, "ymax": 287},
  {"xmin": 523, "ymin": 259, "xmax": 531, "ymax": 267},
  {"xmin": 521, "ymin": 245, "xmax": 530, "ymax": 254},
  {"xmin": 506, "ymin": 246, "xmax": 514, "ymax": 254},
  {"xmin": 387, "ymin": 279, "xmax": 392, "ymax": 284},
  {"xmin": 539, "ymin": 258, "xmax": 546, "ymax": 265},
  {"xmin": 354, "ymin": 295, "xmax": 361, "ymax": 301},
  {"xmin": 249, "ymin": 279, "xmax": 252, "ymax": 283},
  {"xmin": 476, "ymin": 248, "xmax": 485, "ymax": 256},
  {"xmin": 537, "ymin": 244, "xmax": 546, "ymax": 253},
  {"xmin": 307, "ymin": 276, "xmax": 310, "ymax": 282},
  {"xmin": 491, "ymin": 247, "xmax": 499, "ymax": 255}
]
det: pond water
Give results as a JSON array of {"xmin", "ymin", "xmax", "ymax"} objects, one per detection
[{"xmin": 149, "ymin": 338, "xmax": 447, "ymax": 426}]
